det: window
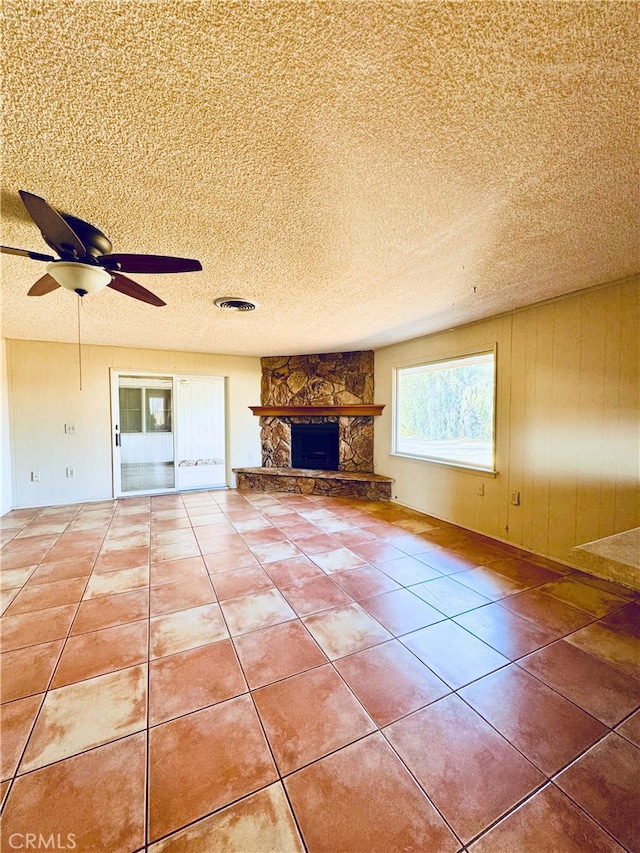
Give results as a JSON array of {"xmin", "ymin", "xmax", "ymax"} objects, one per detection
[
  {"xmin": 119, "ymin": 386, "xmax": 172, "ymax": 433},
  {"xmin": 394, "ymin": 350, "xmax": 496, "ymax": 471}
]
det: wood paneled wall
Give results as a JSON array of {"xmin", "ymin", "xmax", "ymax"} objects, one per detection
[{"xmin": 374, "ymin": 277, "xmax": 639, "ymax": 565}]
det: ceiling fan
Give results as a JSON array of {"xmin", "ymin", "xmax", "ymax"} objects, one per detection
[{"xmin": 1, "ymin": 190, "xmax": 202, "ymax": 306}]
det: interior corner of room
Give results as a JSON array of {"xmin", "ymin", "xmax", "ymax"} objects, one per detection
[{"xmin": 2, "ymin": 275, "xmax": 638, "ymax": 586}]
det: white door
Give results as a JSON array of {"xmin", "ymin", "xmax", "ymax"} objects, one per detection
[{"xmin": 175, "ymin": 377, "xmax": 227, "ymax": 490}]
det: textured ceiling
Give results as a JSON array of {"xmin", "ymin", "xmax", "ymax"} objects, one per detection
[{"xmin": 1, "ymin": 1, "xmax": 638, "ymax": 356}]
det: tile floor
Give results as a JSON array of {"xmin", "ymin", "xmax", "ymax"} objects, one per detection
[{"xmin": 1, "ymin": 489, "xmax": 638, "ymax": 852}]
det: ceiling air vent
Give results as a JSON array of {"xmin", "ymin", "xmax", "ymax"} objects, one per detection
[{"xmin": 214, "ymin": 297, "xmax": 258, "ymax": 311}]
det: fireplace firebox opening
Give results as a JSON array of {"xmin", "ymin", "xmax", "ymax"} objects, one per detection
[{"xmin": 291, "ymin": 422, "xmax": 339, "ymax": 471}]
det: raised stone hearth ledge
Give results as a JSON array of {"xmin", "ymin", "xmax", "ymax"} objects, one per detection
[
  {"xmin": 571, "ymin": 528, "xmax": 640, "ymax": 592},
  {"xmin": 250, "ymin": 405, "xmax": 384, "ymax": 416},
  {"xmin": 233, "ymin": 467, "xmax": 393, "ymax": 501}
]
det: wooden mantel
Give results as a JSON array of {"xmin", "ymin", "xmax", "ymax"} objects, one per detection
[{"xmin": 249, "ymin": 405, "xmax": 385, "ymax": 417}]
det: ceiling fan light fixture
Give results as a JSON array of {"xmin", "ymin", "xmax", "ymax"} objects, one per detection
[
  {"xmin": 214, "ymin": 297, "xmax": 258, "ymax": 311},
  {"xmin": 46, "ymin": 261, "xmax": 112, "ymax": 296}
]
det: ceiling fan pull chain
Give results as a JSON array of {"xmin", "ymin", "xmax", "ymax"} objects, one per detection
[{"xmin": 77, "ymin": 294, "xmax": 83, "ymax": 391}]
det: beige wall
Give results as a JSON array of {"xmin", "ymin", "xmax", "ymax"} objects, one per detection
[
  {"xmin": 374, "ymin": 277, "xmax": 639, "ymax": 565},
  {"xmin": 1, "ymin": 339, "xmax": 13, "ymax": 514},
  {"xmin": 6, "ymin": 340, "xmax": 261, "ymax": 508}
]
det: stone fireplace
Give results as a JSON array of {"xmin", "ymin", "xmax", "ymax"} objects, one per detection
[{"xmin": 233, "ymin": 351, "xmax": 393, "ymax": 500}]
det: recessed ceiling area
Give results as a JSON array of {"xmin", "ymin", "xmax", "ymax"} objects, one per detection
[{"xmin": 1, "ymin": 1, "xmax": 638, "ymax": 357}]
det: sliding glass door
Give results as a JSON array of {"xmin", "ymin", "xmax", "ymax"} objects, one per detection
[{"xmin": 111, "ymin": 371, "xmax": 226, "ymax": 496}]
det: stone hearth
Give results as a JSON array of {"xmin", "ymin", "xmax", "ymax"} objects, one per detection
[{"xmin": 234, "ymin": 351, "xmax": 392, "ymax": 500}]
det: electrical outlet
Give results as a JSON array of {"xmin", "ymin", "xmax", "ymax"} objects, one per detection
[
  {"xmin": 31, "ymin": 471, "xmax": 40, "ymax": 482},
  {"xmin": 65, "ymin": 423, "xmax": 78, "ymax": 434},
  {"xmin": 511, "ymin": 490, "xmax": 521, "ymax": 506},
  {"xmin": 476, "ymin": 483, "xmax": 484, "ymax": 496},
  {"xmin": 66, "ymin": 467, "xmax": 75, "ymax": 478}
]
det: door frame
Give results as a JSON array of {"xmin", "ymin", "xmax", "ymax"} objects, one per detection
[{"xmin": 110, "ymin": 369, "xmax": 228, "ymax": 498}]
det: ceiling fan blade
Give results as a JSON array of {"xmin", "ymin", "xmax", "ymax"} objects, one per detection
[
  {"xmin": 107, "ymin": 272, "xmax": 166, "ymax": 306},
  {"xmin": 28, "ymin": 274, "xmax": 61, "ymax": 296},
  {"xmin": 1, "ymin": 245, "xmax": 56, "ymax": 262},
  {"xmin": 98, "ymin": 253, "xmax": 202, "ymax": 274},
  {"xmin": 18, "ymin": 190, "xmax": 87, "ymax": 259}
]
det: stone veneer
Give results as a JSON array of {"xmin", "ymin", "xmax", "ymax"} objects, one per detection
[
  {"xmin": 260, "ymin": 351, "xmax": 375, "ymax": 472},
  {"xmin": 235, "ymin": 350, "xmax": 392, "ymax": 500}
]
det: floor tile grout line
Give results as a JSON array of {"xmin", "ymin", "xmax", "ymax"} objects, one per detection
[
  {"xmin": 1, "ymin": 490, "xmax": 637, "ymax": 850},
  {"xmin": 3, "ymin": 501, "xmax": 115, "ymax": 786}
]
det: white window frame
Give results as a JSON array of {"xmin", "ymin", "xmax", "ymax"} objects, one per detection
[{"xmin": 392, "ymin": 346, "xmax": 497, "ymax": 474}]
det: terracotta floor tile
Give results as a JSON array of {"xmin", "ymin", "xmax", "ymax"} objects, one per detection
[
  {"xmin": 570, "ymin": 570, "xmax": 639, "ymax": 601},
  {"xmin": 360, "ymin": 588, "xmax": 445, "ymax": 635},
  {"xmin": 51, "ymin": 620, "xmax": 149, "ymax": 688},
  {"xmin": 402, "ymin": 619, "xmax": 509, "ymax": 689},
  {"xmin": 83, "ymin": 565, "xmax": 149, "ymax": 599},
  {"xmin": 220, "ymin": 587, "xmax": 296, "ymax": 636},
  {"xmin": 377, "ymin": 554, "xmax": 444, "ymax": 585},
  {"xmin": 211, "ymin": 564, "xmax": 274, "ymax": 600},
  {"xmin": 600, "ymin": 601, "xmax": 640, "ymax": 638},
  {"xmin": 468, "ymin": 783, "xmax": 625, "ymax": 853},
  {"xmin": 20, "ymin": 664, "xmax": 147, "ymax": 773},
  {"xmin": 42, "ymin": 538, "xmax": 102, "ymax": 564},
  {"xmin": 249, "ymin": 539, "xmax": 303, "ymax": 564},
  {"xmin": 1, "ymin": 537, "xmax": 58, "ymax": 570},
  {"xmin": 411, "ymin": 575, "xmax": 492, "ymax": 616},
  {"xmin": 71, "ymin": 588, "xmax": 149, "ymax": 634},
  {"xmin": 102, "ymin": 531, "xmax": 150, "ymax": 552},
  {"xmin": 452, "ymin": 565, "xmax": 529, "ymax": 600},
  {"xmin": 285, "ymin": 732, "xmax": 459, "ymax": 853},
  {"xmin": 0, "ymin": 603, "xmax": 77, "ymax": 652},
  {"xmin": 385, "ymin": 693, "xmax": 544, "ymax": 842},
  {"xmin": 280, "ymin": 574, "xmax": 354, "ymax": 616},
  {"xmin": 519, "ymin": 639, "xmax": 640, "ymax": 726},
  {"xmin": 233, "ymin": 619, "xmax": 327, "ymax": 689},
  {"xmin": 15, "ymin": 521, "xmax": 70, "ymax": 538},
  {"xmin": 1, "ymin": 694, "xmax": 44, "ymax": 779},
  {"xmin": 262, "ymin": 554, "xmax": 325, "ymax": 586},
  {"xmin": 253, "ymin": 664, "xmax": 375, "ymax": 774},
  {"xmin": 25, "ymin": 555, "xmax": 95, "ymax": 585},
  {"xmin": 292, "ymin": 532, "xmax": 349, "ymax": 555},
  {"xmin": 150, "ymin": 602, "xmax": 228, "ymax": 658},
  {"xmin": 241, "ymin": 526, "xmax": 288, "ymax": 546},
  {"xmin": 555, "ymin": 734, "xmax": 640, "ymax": 852},
  {"xmin": 150, "ymin": 574, "xmax": 215, "ymax": 615},
  {"xmin": 303, "ymin": 602, "xmax": 393, "ymax": 659},
  {"xmin": 0, "ymin": 733, "xmax": 146, "ymax": 853},
  {"xmin": 1, "ymin": 566, "xmax": 37, "ymax": 590},
  {"xmin": 202, "ymin": 547, "xmax": 260, "ymax": 574},
  {"xmin": 454, "ymin": 601, "xmax": 560, "ymax": 659},
  {"xmin": 564, "ymin": 620, "xmax": 640, "ymax": 679},
  {"xmin": 538, "ymin": 576, "xmax": 629, "ymax": 617},
  {"xmin": 330, "ymin": 565, "xmax": 402, "ymax": 600},
  {"xmin": 150, "ymin": 538, "xmax": 201, "ymax": 563},
  {"xmin": 616, "ymin": 709, "xmax": 640, "ymax": 747},
  {"xmin": 149, "ymin": 639, "xmax": 247, "ymax": 724},
  {"xmin": 151, "ymin": 527, "xmax": 197, "ymax": 546},
  {"xmin": 148, "ymin": 783, "xmax": 305, "ymax": 853},
  {"xmin": 383, "ymin": 532, "xmax": 440, "ymax": 554},
  {"xmin": 308, "ymin": 546, "xmax": 368, "ymax": 574},
  {"xmin": 148, "ymin": 694, "xmax": 277, "ymax": 842},
  {"xmin": 93, "ymin": 545, "xmax": 150, "ymax": 573},
  {"xmin": 4, "ymin": 575, "xmax": 87, "ymax": 616},
  {"xmin": 498, "ymin": 587, "xmax": 595, "ymax": 635},
  {"xmin": 459, "ymin": 664, "xmax": 608, "ymax": 775},
  {"xmin": 335, "ymin": 640, "xmax": 450, "ymax": 726},
  {"xmin": 149, "ymin": 554, "xmax": 209, "ymax": 585},
  {"xmin": 1, "ymin": 639, "xmax": 63, "ymax": 702},
  {"xmin": 416, "ymin": 548, "xmax": 481, "ymax": 575},
  {"xmin": 346, "ymin": 539, "xmax": 408, "ymax": 565}
]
